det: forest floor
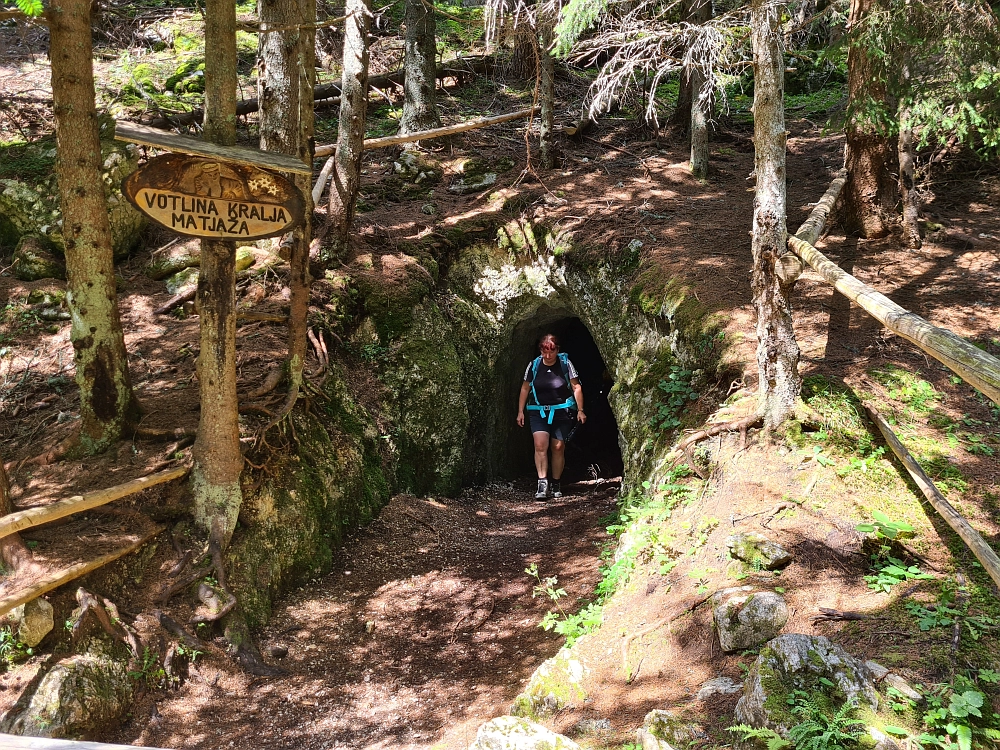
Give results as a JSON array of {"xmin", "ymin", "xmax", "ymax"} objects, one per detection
[{"xmin": 2, "ymin": 20, "xmax": 1000, "ymax": 749}]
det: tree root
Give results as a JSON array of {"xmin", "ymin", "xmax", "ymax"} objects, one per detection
[
  {"xmin": 155, "ymin": 563, "xmax": 213, "ymax": 605},
  {"xmin": 154, "ymin": 289, "xmax": 196, "ymax": 316},
  {"xmin": 71, "ymin": 588, "xmax": 143, "ymax": 661},
  {"xmin": 622, "ymin": 593, "xmax": 710, "ymax": 682},
  {"xmin": 674, "ymin": 414, "xmax": 764, "ymax": 479},
  {"xmin": 154, "ymin": 610, "xmax": 209, "ymax": 652},
  {"xmin": 811, "ymin": 607, "xmax": 872, "ymax": 624},
  {"xmin": 246, "ymin": 366, "xmax": 286, "ymax": 400},
  {"xmin": 134, "ymin": 426, "xmax": 198, "ymax": 442},
  {"xmin": 189, "ymin": 582, "xmax": 237, "ymax": 625},
  {"xmin": 25, "ymin": 433, "xmax": 79, "ymax": 467}
]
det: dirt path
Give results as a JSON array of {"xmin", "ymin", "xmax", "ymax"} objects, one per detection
[{"xmin": 115, "ymin": 480, "xmax": 619, "ymax": 750}]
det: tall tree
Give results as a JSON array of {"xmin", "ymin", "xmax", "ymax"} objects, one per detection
[
  {"xmin": 48, "ymin": 0, "xmax": 138, "ymax": 455},
  {"xmin": 258, "ymin": 0, "xmax": 316, "ymax": 412},
  {"xmin": 843, "ymin": 0, "xmax": 896, "ymax": 238},
  {"xmin": 399, "ymin": 0, "xmax": 442, "ymax": 135},
  {"xmin": 537, "ymin": 8, "xmax": 558, "ymax": 169},
  {"xmin": 192, "ymin": 0, "xmax": 243, "ymax": 548},
  {"xmin": 688, "ymin": 0, "xmax": 712, "ymax": 179},
  {"xmin": 751, "ymin": 0, "xmax": 799, "ymax": 430},
  {"xmin": 319, "ymin": 0, "xmax": 371, "ymax": 267}
]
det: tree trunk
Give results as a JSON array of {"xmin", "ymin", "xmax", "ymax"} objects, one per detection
[
  {"xmin": 399, "ymin": 0, "xmax": 441, "ymax": 136},
  {"xmin": 538, "ymin": 21, "xmax": 556, "ymax": 170},
  {"xmin": 751, "ymin": 0, "xmax": 800, "ymax": 431},
  {"xmin": 318, "ymin": 0, "xmax": 371, "ymax": 267},
  {"xmin": 898, "ymin": 103, "xmax": 921, "ymax": 249},
  {"xmin": 687, "ymin": 0, "xmax": 711, "ymax": 179},
  {"xmin": 0, "ymin": 460, "xmax": 33, "ymax": 574},
  {"xmin": 258, "ymin": 0, "xmax": 315, "ymax": 402},
  {"xmin": 843, "ymin": 0, "xmax": 896, "ymax": 238},
  {"xmin": 48, "ymin": 0, "xmax": 138, "ymax": 455},
  {"xmin": 193, "ymin": 0, "xmax": 243, "ymax": 549}
]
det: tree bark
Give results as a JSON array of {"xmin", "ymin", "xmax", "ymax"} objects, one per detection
[
  {"xmin": 0, "ymin": 460, "xmax": 33, "ymax": 574},
  {"xmin": 48, "ymin": 0, "xmax": 138, "ymax": 455},
  {"xmin": 898, "ymin": 104, "xmax": 921, "ymax": 249},
  {"xmin": 193, "ymin": 0, "xmax": 243, "ymax": 549},
  {"xmin": 687, "ymin": 0, "xmax": 711, "ymax": 179},
  {"xmin": 399, "ymin": 0, "xmax": 441, "ymax": 136},
  {"xmin": 537, "ymin": 21, "xmax": 556, "ymax": 169},
  {"xmin": 843, "ymin": 0, "xmax": 897, "ymax": 238},
  {"xmin": 318, "ymin": 0, "xmax": 371, "ymax": 267},
  {"xmin": 751, "ymin": 0, "xmax": 800, "ymax": 431},
  {"xmin": 258, "ymin": 0, "xmax": 315, "ymax": 403}
]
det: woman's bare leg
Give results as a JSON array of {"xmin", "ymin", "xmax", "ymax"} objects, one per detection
[{"xmin": 533, "ymin": 431, "xmax": 550, "ymax": 478}]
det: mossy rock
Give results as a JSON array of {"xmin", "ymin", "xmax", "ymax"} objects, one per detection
[
  {"xmin": 228, "ymin": 366, "xmax": 390, "ymax": 629},
  {"xmin": 165, "ymin": 266, "xmax": 200, "ymax": 295},
  {"xmin": 12, "ymin": 236, "xmax": 65, "ymax": 281},
  {"xmin": 471, "ymin": 716, "xmax": 581, "ymax": 750},
  {"xmin": 147, "ymin": 252, "xmax": 201, "ymax": 280},
  {"xmin": 510, "ymin": 645, "xmax": 589, "ymax": 719},
  {"xmin": 166, "ymin": 58, "xmax": 206, "ymax": 94},
  {"xmin": 393, "ymin": 150, "xmax": 442, "ymax": 186},
  {"xmin": 352, "ymin": 252, "xmax": 434, "ymax": 342}
]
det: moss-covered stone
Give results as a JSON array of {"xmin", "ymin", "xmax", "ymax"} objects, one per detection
[
  {"xmin": 11, "ymin": 236, "xmax": 66, "ymax": 281},
  {"xmin": 510, "ymin": 645, "xmax": 589, "ymax": 718},
  {"xmin": 227, "ymin": 366, "xmax": 391, "ymax": 629}
]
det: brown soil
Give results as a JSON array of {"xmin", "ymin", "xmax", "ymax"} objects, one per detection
[{"xmin": 2, "ymin": 34, "xmax": 1000, "ymax": 750}]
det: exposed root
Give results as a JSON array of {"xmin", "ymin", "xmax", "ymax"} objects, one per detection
[
  {"xmin": 154, "ymin": 610, "xmax": 209, "ymax": 652},
  {"xmin": 622, "ymin": 593, "xmax": 710, "ymax": 682},
  {"xmin": 189, "ymin": 582, "xmax": 237, "ymax": 625},
  {"xmin": 134, "ymin": 426, "xmax": 198, "ymax": 442},
  {"xmin": 155, "ymin": 563, "xmax": 212, "ymax": 605},
  {"xmin": 26, "ymin": 433, "xmax": 79, "ymax": 467},
  {"xmin": 153, "ymin": 289, "xmax": 196, "ymax": 316},
  {"xmin": 674, "ymin": 414, "xmax": 763, "ymax": 478},
  {"xmin": 71, "ymin": 588, "xmax": 143, "ymax": 661},
  {"xmin": 811, "ymin": 607, "xmax": 871, "ymax": 624},
  {"xmin": 246, "ymin": 366, "xmax": 285, "ymax": 400}
]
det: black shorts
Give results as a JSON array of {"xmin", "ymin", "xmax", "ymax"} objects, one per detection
[{"xmin": 528, "ymin": 410, "xmax": 575, "ymax": 441}]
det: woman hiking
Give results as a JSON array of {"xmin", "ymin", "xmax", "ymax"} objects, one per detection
[{"xmin": 516, "ymin": 334, "xmax": 586, "ymax": 500}]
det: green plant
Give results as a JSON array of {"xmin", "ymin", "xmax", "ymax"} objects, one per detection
[
  {"xmin": 856, "ymin": 510, "xmax": 914, "ymax": 543},
  {"xmin": 870, "ymin": 367, "xmax": 940, "ymax": 413},
  {"xmin": 729, "ymin": 691, "xmax": 865, "ymax": 750},
  {"xmin": 0, "ymin": 627, "xmax": 32, "ymax": 665},
  {"xmin": 129, "ymin": 647, "xmax": 167, "ymax": 688},
  {"xmin": 917, "ymin": 673, "xmax": 1000, "ymax": 750},
  {"xmin": 176, "ymin": 642, "xmax": 203, "ymax": 663},
  {"xmin": 865, "ymin": 556, "xmax": 934, "ymax": 594},
  {"xmin": 649, "ymin": 366, "xmax": 699, "ymax": 432},
  {"xmin": 727, "ymin": 724, "xmax": 791, "ymax": 750}
]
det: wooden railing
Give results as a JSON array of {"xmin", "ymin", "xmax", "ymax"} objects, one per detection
[{"xmin": 0, "ymin": 734, "xmax": 168, "ymax": 750}]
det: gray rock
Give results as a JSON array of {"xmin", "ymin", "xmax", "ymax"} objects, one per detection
[
  {"xmin": 165, "ymin": 266, "xmax": 200, "ymax": 295},
  {"xmin": 636, "ymin": 710, "xmax": 705, "ymax": 750},
  {"xmin": 37, "ymin": 306, "xmax": 71, "ymax": 321},
  {"xmin": 449, "ymin": 172, "xmax": 497, "ymax": 195},
  {"xmin": 866, "ymin": 660, "xmax": 890, "ymax": 680},
  {"xmin": 470, "ymin": 716, "xmax": 580, "ymax": 750},
  {"xmin": 726, "ymin": 532, "xmax": 792, "ymax": 570},
  {"xmin": 870, "ymin": 728, "xmax": 903, "ymax": 750},
  {"xmin": 12, "ymin": 597, "xmax": 54, "ymax": 647},
  {"xmin": 713, "ymin": 589, "xmax": 788, "ymax": 652},
  {"xmin": 884, "ymin": 673, "xmax": 923, "ymax": 704},
  {"xmin": 575, "ymin": 718, "xmax": 611, "ymax": 734},
  {"xmin": 11, "ymin": 236, "xmax": 66, "ymax": 281},
  {"xmin": 392, "ymin": 151, "xmax": 441, "ymax": 185},
  {"xmin": 147, "ymin": 252, "xmax": 200, "ymax": 280},
  {"xmin": 696, "ymin": 676, "xmax": 742, "ymax": 700},
  {"xmin": 0, "ymin": 648, "xmax": 133, "ymax": 738},
  {"xmin": 735, "ymin": 634, "xmax": 878, "ymax": 734}
]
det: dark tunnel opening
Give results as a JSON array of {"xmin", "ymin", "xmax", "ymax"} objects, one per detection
[{"xmin": 509, "ymin": 315, "xmax": 624, "ymax": 483}]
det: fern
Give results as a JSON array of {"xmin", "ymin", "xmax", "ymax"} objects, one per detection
[
  {"xmin": 726, "ymin": 724, "xmax": 791, "ymax": 750},
  {"xmin": 11, "ymin": 0, "xmax": 44, "ymax": 16},
  {"xmin": 788, "ymin": 697, "xmax": 865, "ymax": 750},
  {"xmin": 553, "ymin": 0, "xmax": 609, "ymax": 57}
]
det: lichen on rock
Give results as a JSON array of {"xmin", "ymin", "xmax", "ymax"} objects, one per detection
[
  {"xmin": 713, "ymin": 587, "xmax": 789, "ymax": 652},
  {"xmin": 510, "ymin": 645, "xmax": 589, "ymax": 719},
  {"xmin": 471, "ymin": 715, "xmax": 581, "ymax": 750}
]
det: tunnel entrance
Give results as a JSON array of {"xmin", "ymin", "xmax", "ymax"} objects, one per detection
[{"xmin": 510, "ymin": 314, "xmax": 624, "ymax": 482}]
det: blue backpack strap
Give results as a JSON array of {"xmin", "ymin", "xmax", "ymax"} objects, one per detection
[
  {"xmin": 558, "ymin": 352, "xmax": 572, "ymax": 384},
  {"xmin": 526, "ymin": 354, "xmax": 577, "ymax": 424},
  {"xmin": 529, "ymin": 356, "xmax": 542, "ymax": 407}
]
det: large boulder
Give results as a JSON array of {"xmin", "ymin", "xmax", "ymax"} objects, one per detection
[
  {"xmin": 735, "ymin": 634, "xmax": 879, "ymax": 734},
  {"xmin": 726, "ymin": 532, "xmax": 792, "ymax": 570},
  {"xmin": 0, "ymin": 648, "xmax": 133, "ymax": 738},
  {"xmin": 713, "ymin": 588, "xmax": 788, "ymax": 652},
  {"xmin": 0, "ymin": 120, "xmax": 145, "ymax": 260},
  {"xmin": 470, "ymin": 716, "xmax": 580, "ymax": 750}
]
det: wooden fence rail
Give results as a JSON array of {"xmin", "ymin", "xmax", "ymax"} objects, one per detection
[
  {"xmin": 787, "ymin": 173, "xmax": 1000, "ymax": 407},
  {"xmin": 0, "ymin": 733, "xmax": 168, "ymax": 749}
]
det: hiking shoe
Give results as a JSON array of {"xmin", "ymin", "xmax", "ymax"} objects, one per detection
[
  {"xmin": 534, "ymin": 479, "xmax": 549, "ymax": 500},
  {"xmin": 550, "ymin": 480, "xmax": 562, "ymax": 498}
]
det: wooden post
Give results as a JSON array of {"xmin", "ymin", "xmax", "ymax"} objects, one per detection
[
  {"xmin": 865, "ymin": 404, "xmax": 1000, "ymax": 591},
  {"xmin": 788, "ymin": 234, "xmax": 1000, "ymax": 406}
]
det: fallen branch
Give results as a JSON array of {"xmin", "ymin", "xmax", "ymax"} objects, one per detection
[
  {"xmin": 864, "ymin": 403, "xmax": 1000, "ymax": 591},
  {"xmin": 0, "ymin": 526, "xmax": 165, "ymax": 618},
  {"xmin": 0, "ymin": 466, "xmax": 189, "ymax": 540},
  {"xmin": 316, "ymin": 107, "xmax": 539, "ymax": 156},
  {"xmin": 134, "ymin": 426, "xmax": 198, "ymax": 442},
  {"xmin": 154, "ymin": 289, "xmax": 196, "ymax": 315},
  {"xmin": 811, "ymin": 607, "xmax": 870, "ymax": 624}
]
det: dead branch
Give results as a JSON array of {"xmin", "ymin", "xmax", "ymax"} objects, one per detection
[
  {"xmin": 155, "ymin": 563, "xmax": 213, "ymax": 605},
  {"xmin": 134, "ymin": 426, "xmax": 198, "ymax": 442},
  {"xmin": 811, "ymin": 607, "xmax": 871, "ymax": 624},
  {"xmin": 154, "ymin": 289, "xmax": 196, "ymax": 316}
]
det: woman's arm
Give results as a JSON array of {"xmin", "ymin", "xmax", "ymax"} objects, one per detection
[
  {"xmin": 570, "ymin": 378, "xmax": 586, "ymax": 423},
  {"xmin": 517, "ymin": 381, "xmax": 531, "ymax": 427}
]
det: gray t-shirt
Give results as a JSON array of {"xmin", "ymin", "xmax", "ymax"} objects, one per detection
[{"xmin": 524, "ymin": 357, "xmax": 579, "ymax": 405}]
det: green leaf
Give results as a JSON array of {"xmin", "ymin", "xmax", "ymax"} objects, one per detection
[
  {"xmin": 14, "ymin": 0, "xmax": 43, "ymax": 15},
  {"xmin": 956, "ymin": 723, "xmax": 973, "ymax": 750},
  {"xmin": 884, "ymin": 725, "xmax": 909, "ymax": 736}
]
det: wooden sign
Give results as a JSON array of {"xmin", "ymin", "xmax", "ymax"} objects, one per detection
[{"xmin": 123, "ymin": 154, "xmax": 304, "ymax": 241}]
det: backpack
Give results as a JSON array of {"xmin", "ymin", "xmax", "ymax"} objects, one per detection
[{"xmin": 527, "ymin": 353, "xmax": 577, "ymax": 424}]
